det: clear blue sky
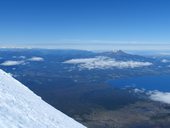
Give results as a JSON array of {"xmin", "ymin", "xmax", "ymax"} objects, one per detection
[{"xmin": 0, "ymin": 0, "xmax": 170, "ymax": 50}]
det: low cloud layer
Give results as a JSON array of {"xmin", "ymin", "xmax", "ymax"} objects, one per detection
[
  {"xmin": 149, "ymin": 91, "xmax": 170, "ymax": 104},
  {"xmin": 1, "ymin": 61, "xmax": 24, "ymax": 66},
  {"xmin": 28, "ymin": 57, "xmax": 44, "ymax": 61},
  {"xmin": 162, "ymin": 59, "xmax": 170, "ymax": 63},
  {"xmin": 64, "ymin": 56, "xmax": 152, "ymax": 69},
  {"xmin": 133, "ymin": 88, "xmax": 170, "ymax": 104},
  {"xmin": 0, "ymin": 56, "xmax": 44, "ymax": 66}
]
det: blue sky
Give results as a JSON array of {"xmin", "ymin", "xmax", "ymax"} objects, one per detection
[{"xmin": 0, "ymin": 0, "xmax": 170, "ymax": 50}]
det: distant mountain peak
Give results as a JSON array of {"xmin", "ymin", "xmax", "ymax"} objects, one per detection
[
  {"xmin": 112, "ymin": 49, "xmax": 127, "ymax": 54},
  {"xmin": 112, "ymin": 49, "xmax": 123, "ymax": 53},
  {"xmin": 95, "ymin": 49, "xmax": 151, "ymax": 61},
  {"xmin": 99, "ymin": 50, "xmax": 128, "ymax": 56}
]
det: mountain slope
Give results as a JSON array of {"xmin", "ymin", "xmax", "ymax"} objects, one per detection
[
  {"xmin": 97, "ymin": 50, "xmax": 151, "ymax": 61},
  {"xmin": 0, "ymin": 69, "xmax": 86, "ymax": 128}
]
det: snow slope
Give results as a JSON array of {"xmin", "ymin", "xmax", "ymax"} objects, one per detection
[{"xmin": 0, "ymin": 69, "xmax": 86, "ymax": 128}]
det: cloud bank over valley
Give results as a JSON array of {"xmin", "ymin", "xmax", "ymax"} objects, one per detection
[{"xmin": 64, "ymin": 56, "xmax": 153, "ymax": 70}]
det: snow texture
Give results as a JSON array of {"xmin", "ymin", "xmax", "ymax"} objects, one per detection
[{"xmin": 0, "ymin": 69, "xmax": 86, "ymax": 128}]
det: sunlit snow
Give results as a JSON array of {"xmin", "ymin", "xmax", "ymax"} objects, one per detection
[{"xmin": 0, "ymin": 69, "xmax": 86, "ymax": 128}]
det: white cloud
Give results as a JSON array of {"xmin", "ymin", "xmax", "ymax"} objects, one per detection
[
  {"xmin": 28, "ymin": 57, "xmax": 44, "ymax": 61},
  {"xmin": 64, "ymin": 56, "xmax": 152, "ymax": 70},
  {"xmin": 131, "ymin": 88, "xmax": 170, "ymax": 105},
  {"xmin": 133, "ymin": 88, "xmax": 145, "ymax": 93},
  {"xmin": 1, "ymin": 61, "xmax": 24, "ymax": 66},
  {"xmin": 19, "ymin": 56, "xmax": 26, "ymax": 59},
  {"xmin": 162, "ymin": 59, "xmax": 170, "ymax": 63},
  {"xmin": 0, "ymin": 56, "xmax": 44, "ymax": 67},
  {"xmin": 149, "ymin": 91, "xmax": 170, "ymax": 104}
]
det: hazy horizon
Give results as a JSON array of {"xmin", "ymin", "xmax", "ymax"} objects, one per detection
[{"xmin": 1, "ymin": 43, "xmax": 170, "ymax": 52}]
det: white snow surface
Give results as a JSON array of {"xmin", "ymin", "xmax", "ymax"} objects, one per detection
[{"xmin": 0, "ymin": 69, "xmax": 86, "ymax": 128}]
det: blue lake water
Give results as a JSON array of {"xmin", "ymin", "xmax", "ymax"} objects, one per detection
[{"xmin": 107, "ymin": 75, "xmax": 170, "ymax": 92}]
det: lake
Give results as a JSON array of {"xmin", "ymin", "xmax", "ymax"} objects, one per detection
[{"xmin": 107, "ymin": 75, "xmax": 170, "ymax": 92}]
